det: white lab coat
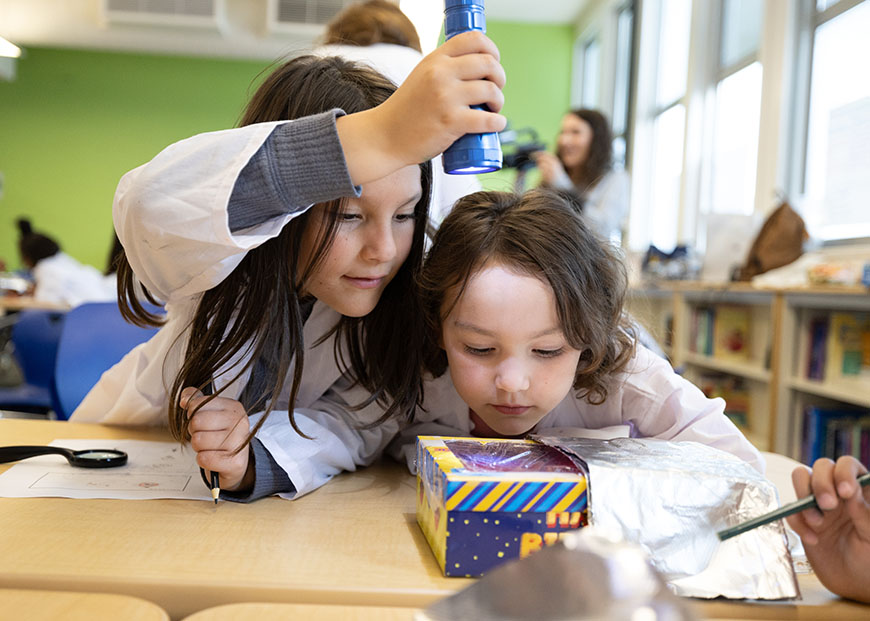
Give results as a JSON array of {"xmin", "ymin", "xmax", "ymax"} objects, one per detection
[
  {"xmin": 70, "ymin": 121, "xmax": 399, "ymax": 497},
  {"xmin": 31, "ymin": 252, "xmax": 115, "ymax": 308},
  {"xmin": 390, "ymin": 345, "xmax": 765, "ymax": 474}
]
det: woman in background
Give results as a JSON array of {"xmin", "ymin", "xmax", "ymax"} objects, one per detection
[{"xmin": 534, "ymin": 109, "xmax": 629, "ymax": 244}]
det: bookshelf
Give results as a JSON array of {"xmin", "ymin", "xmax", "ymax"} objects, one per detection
[{"xmin": 627, "ymin": 283, "xmax": 870, "ymax": 462}]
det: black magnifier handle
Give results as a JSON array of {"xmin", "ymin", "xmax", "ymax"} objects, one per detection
[
  {"xmin": 0, "ymin": 445, "xmax": 128, "ymax": 467},
  {"xmin": 0, "ymin": 445, "xmax": 75, "ymax": 464}
]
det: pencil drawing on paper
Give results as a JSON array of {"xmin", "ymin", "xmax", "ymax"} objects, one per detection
[{"xmin": 29, "ymin": 472, "xmax": 194, "ymax": 491}]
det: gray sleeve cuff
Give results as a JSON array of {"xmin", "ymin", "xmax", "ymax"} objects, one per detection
[
  {"xmin": 227, "ymin": 109, "xmax": 362, "ymax": 232},
  {"xmin": 221, "ymin": 438, "xmax": 295, "ymax": 503}
]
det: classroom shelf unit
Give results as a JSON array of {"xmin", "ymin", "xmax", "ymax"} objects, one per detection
[{"xmin": 627, "ymin": 282, "xmax": 870, "ymax": 462}]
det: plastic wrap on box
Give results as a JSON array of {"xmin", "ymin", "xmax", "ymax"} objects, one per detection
[{"xmin": 416, "ymin": 436, "xmax": 588, "ymax": 577}]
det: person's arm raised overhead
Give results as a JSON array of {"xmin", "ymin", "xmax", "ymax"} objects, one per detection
[{"xmin": 336, "ymin": 31, "xmax": 506, "ymax": 185}]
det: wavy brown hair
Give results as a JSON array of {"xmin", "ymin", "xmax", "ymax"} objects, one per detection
[
  {"xmin": 419, "ymin": 189, "xmax": 635, "ymax": 404},
  {"xmin": 557, "ymin": 108, "xmax": 614, "ymax": 195},
  {"xmin": 117, "ymin": 55, "xmax": 431, "ymax": 442},
  {"xmin": 322, "ymin": 0, "xmax": 421, "ymax": 52}
]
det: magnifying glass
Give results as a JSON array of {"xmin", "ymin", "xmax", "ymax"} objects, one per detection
[{"xmin": 0, "ymin": 445, "xmax": 128, "ymax": 468}]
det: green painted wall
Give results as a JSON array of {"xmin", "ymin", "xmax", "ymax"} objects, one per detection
[
  {"xmin": 0, "ymin": 48, "xmax": 269, "ymax": 270},
  {"xmin": 0, "ymin": 23, "xmax": 573, "ymax": 269},
  {"xmin": 481, "ymin": 21, "xmax": 575, "ymax": 192}
]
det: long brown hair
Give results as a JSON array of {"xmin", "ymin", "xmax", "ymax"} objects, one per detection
[
  {"xmin": 118, "ymin": 55, "xmax": 431, "ymax": 441},
  {"xmin": 558, "ymin": 108, "xmax": 613, "ymax": 195},
  {"xmin": 322, "ymin": 0, "xmax": 422, "ymax": 52},
  {"xmin": 419, "ymin": 189, "xmax": 635, "ymax": 404}
]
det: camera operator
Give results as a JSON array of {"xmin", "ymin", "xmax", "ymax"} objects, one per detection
[{"xmin": 533, "ymin": 109, "xmax": 629, "ymax": 245}]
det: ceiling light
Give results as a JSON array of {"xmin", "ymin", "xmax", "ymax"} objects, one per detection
[{"xmin": 0, "ymin": 36, "xmax": 21, "ymax": 59}]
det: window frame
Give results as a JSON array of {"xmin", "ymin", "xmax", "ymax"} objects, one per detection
[{"xmin": 787, "ymin": 0, "xmax": 870, "ymax": 245}]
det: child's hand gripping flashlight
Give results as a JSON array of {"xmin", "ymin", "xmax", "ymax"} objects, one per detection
[{"xmin": 442, "ymin": 0, "xmax": 503, "ymax": 174}]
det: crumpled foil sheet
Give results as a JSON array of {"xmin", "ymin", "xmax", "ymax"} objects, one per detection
[
  {"xmin": 419, "ymin": 527, "xmax": 698, "ymax": 621},
  {"xmin": 531, "ymin": 436, "xmax": 798, "ymax": 600}
]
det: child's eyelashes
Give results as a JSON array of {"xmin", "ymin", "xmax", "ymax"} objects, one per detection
[
  {"xmin": 534, "ymin": 348, "xmax": 565, "ymax": 359},
  {"xmin": 333, "ymin": 211, "xmax": 416, "ymax": 223},
  {"xmin": 461, "ymin": 345, "xmax": 566, "ymax": 358}
]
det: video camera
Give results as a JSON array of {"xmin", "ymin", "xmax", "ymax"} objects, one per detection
[{"xmin": 498, "ymin": 126, "xmax": 548, "ymax": 171}]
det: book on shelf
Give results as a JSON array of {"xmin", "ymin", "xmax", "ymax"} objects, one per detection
[
  {"xmin": 664, "ymin": 314, "xmax": 674, "ymax": 348},
  {"xmin": 801, "ymin": 405, "xmax": 870, "ymax": 464},
  {"xmin": 805, "ymin": 315, "xmax": 829, "ymax": 381},
  {"xmin": 713, "ymin": 305, "xmax": 751, "ymax": 362},
  {"xmin": 825, "ymin": 312, "xmax": 870, "ymax": 381},
  {"xmin": 698, "ymin": 372, "xmax": 750, "ymax": 430},
  {"xmin": 690, "ymin": 306, "xmax": 715, "ymax": 356}
]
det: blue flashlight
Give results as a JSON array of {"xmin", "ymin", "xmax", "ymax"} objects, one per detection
[{"xmin": 442, "ymin": 0, "xmax": 503, "ymax": 175}]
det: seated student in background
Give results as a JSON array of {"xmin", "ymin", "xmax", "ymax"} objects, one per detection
[
  {"xmin": 787, "ymin": 455, "xmax": 870, "ymax": 603},
  {"xmin": 388, "ymin": 189, "xmax": 763, "ymax": 473},
  {"xmin": 314, "ymin": 0, "xmax": 480, "ymax": 225},
  {"xmin": 16, "ymin": 218, "xmax": 115, "ymax": 307},
  {"xmin": 71, "ymin": 33, "xmax": 507, "ymax": 500},
  {"xmin": 533, "ymin": 109, "xmax": 629, "ymax": 244}
]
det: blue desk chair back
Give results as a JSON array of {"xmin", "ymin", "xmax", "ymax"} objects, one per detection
[
  {"xmin": 52, "ymin": 302, "xmax": 162, "ymax": 420},
  {"xmin": 0, "ymin": 309, "xmax": 66, "ymax": 413}
]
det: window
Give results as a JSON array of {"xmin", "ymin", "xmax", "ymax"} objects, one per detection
[
  {"xmin": 611, "ymin": 2, "xmax": 635, "ymax": 167},
  {"xmin": 628, "ymin": 0, "xmax": 692, "ymax": 251},
  {"xmin": 707, "ymin": 0, "xmax": 764, "ymax": 216},
  {"xmin": 800, "ymin": 0, "xmax": 870, "ymax": 240},
  {"xmin": 580, "ymin": 38, "xmax": 601, "ymax": 109}
]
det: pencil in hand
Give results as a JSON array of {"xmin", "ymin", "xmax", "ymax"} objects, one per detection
[
  {"xmin": 211, "ymin": 470, "xmax": 220, "ymax": 504},
  {"xmin": 718, "ymin": 471, "xmax": 870, "ymax": 541},
  {"xmin": 197, "ymin": 381, "xmax": 220, "ymax": 504},
  {"xmin": 200, "ymin": 467, "xmax": 221, "ymax": 505}
]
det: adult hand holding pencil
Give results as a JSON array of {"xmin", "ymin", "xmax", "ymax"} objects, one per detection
[
  {"xmin": 787, "ymin": 456, "xmax": 870, "ymax": 603},
  {"xmin": 180, "ymin": 386, "xmax": 254, "ymax": 502},
  {"xmin": 720, "ymin": 456, "xmax": 870, "ymax": 603}
]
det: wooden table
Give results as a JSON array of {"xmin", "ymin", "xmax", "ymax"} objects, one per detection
[
  {"xmin": 0, "ymin": 295, "xmax": 68, "ymax": 313},
  {"xmin": 0, "ymin": 587, "xmax": 169, "ymax": 620},
  {"xmin": 1, "ymin": 419, "xmax": 867, "ymax": 620},
  {"xmin": 182, "ymin": 603, "xmax": 419, "ymax": 620},
  {"xmin": 0, "ymin": 419, "xmax": 468, "ymax": 620}
]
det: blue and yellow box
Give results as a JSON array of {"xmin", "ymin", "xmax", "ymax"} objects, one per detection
[{"xmin": 416, "ymin": 436, "xmax": 588, "ymax": 577}]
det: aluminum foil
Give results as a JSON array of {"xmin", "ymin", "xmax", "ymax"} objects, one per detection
[
  {"xmin": 419, "ymin": 527, "xmax": 698, "ymax": 621},
  {"xmin": 531, "ymin": 436, "xmax": 798, "ymax": 600}
]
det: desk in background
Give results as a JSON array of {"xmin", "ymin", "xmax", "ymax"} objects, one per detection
[
  {"xmin": 0, "ymin": 295, "xmax": 69, "ymax": 313},
  {"xmin": 182, "ymin": 603, "xmax": 419, "ymax": 620},
  {"xmin": 0, "ymin": 588, "xmax": 168, "ymax": 621},
  {"xmin": 0, "ymin": 419, "xmax": 867, "ymax": 620}
]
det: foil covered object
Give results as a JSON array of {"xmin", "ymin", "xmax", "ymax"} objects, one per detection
[
  {"xmin": 420, "ymin": 527, "xmax": 698, "ymax": 621},
  {"xmin": 532, "ymin": 436, "xmax": 798, "ymax": 600}
]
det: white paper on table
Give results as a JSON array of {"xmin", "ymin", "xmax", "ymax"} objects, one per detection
[{"xmin": 0, "ymin": 439, "xmax": 213, "ymax": 501}]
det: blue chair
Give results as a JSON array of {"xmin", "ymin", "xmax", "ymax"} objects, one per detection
[
  {"xmin": 0, "ymin": 309, "xmax": 66, "ymax": 413},
  {"xmin": 51, "ymin": 302, "xmax": 162, "ymax": 420}
]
